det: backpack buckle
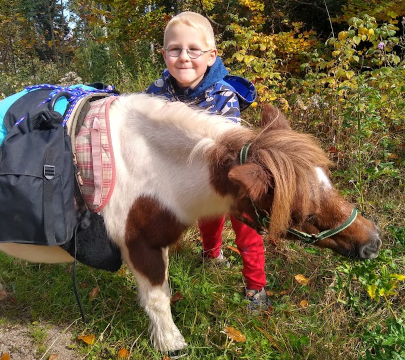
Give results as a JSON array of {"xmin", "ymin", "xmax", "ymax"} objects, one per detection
[{"xmin": 44, "ymin": 165, "xmax": 55, "ymax": 180}]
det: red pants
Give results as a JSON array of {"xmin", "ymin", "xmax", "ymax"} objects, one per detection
[{"xmin": 198, "ymin": 214, "xmax": 266, "ymax": 290}]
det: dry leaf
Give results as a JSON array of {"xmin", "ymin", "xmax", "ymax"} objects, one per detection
[
  {"xmin": 162, "ymin": 356, "xmax": 172, "ymax": 360},
  {"xmin": 48, "ymin": 354, "xmax": 60, "ymax": 360},
  {"xmin": 300, "ymin": 299, "xmax": 309, "ymax": 308},
  {"xmin": 0, "ymin": 283, "xmax": 8, "ymax": 301},
  {"xmin": 266, "ymin": 290, "xmax": 275, "ymax": 297},
  {"xmin": 171, "ymin": 292, "xmax": 184, "ymax": 304},
  {"xmin": 0, "ymin": 353, "xmax": 11, "ymax": 360},
  {"xmin": 89, "ymin": 286, "xmax": 100, "ymax": 301},
  {"xmin": 224, "ymin": 326, "xmax": 246, "ymax": 342},
  {"xmin": 265, "ymin": 305, "xmax": 274, "ymax": 315},
  {"xmin": 174, "ymin": 242, "xmax": 182, "ymax": 253},
  {"xmin": 227, "ymin": 245, "xmax": 240, "ymax": 254},
  {"xmin": 117, "ymin": 348, "xmax": 130, "ymax": 359},
  {"xmin": 278, "ymin": 290, "xmax": 289, "ymax": 296},
  {"xmin": 294, "ymin": 274, "xmax": 309, "ymax": 286},
  {"xmin": 77, "ymin": 334, "xmax": 95, "ymax": 345}
]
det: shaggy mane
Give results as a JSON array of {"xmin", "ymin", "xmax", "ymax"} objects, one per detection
[{"xmin": 253, "ymin": 128, "xmax": 332, "ymax": 237}]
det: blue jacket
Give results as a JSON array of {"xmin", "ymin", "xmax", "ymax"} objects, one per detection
[{"xmin": 146, "ymin": 58, "xmax": 257, "ymax": 123}]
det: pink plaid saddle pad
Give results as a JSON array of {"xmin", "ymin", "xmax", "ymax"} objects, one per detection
[{"xmin": 75, "ymin": 96, "xmax": 117, "ymax": 212}]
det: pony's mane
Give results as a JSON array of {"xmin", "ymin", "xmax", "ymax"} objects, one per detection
[{"xmin": 252, "ymin": 128, "xmax": 332, "ymax": 237}]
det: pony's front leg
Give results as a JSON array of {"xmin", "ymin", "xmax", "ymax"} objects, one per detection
[
  {"xmin": 126, "ymin": 248, "xmax": 187, "ymax": 352},
  {"xmin": 122, "ymin": 197, "xmax": 188, "ymax": 352}
]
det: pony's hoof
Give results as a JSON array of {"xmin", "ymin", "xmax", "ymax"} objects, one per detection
[{"xmin": 167, "ymin": 349, "xmax": 188, "ymax": 359}]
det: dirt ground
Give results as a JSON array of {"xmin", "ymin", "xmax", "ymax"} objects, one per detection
[{"xmin": 0, "ymin": 323, "xmax": 78, "ymax": 360}]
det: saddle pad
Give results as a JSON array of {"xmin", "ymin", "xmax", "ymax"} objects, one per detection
[{"xmin": 76, "ymin": 96, "xmax": 117, "ymax": 212}]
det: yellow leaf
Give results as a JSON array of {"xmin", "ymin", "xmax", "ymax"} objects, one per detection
[
  {"xmin": 367, "ymin": 284, "xmax": 377, "ymax": 299},
  {"xmin": 390, "ymin": 274, "xmax": 405, "ymax": 281},
  {"xmin": 89, "ymin": 286, "xmax": 100, "ymax": 301},
  {"xmin": 77, "ymin": 334, "xmax": 95, "ymax": 345},
  {"xmin": 49, "ymin": 354, "xmax": 60, "ymax": 360},
  {"xmin": 224, "ymin": 326, "xmax": 246, "ymax": 342},
  {"xmin": 338, "ymin": 31, "xmax": 348, "ymax": 41},
  {"xmin": 294, "ymin": 274, "xmax": 309, "ymax": 286},
  {"xmin": 300, "ymin": 299, "xmax": 309, "ymax": 308},
  {"xmin": 117, "ymin": 348, "xmax": 130, "ymax": 359},
  {"xmin": 0, "ymin": 353, "xmax": 11, "ymax": 360}
]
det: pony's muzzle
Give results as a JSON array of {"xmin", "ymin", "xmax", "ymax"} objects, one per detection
[{"xmin": 359, "ymin": 226, "xmax": 382, "ymax": 259}]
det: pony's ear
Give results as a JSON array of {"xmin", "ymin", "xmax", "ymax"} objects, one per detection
[
  {"xmin": 228, "ymin": 163, "xmax": 269, "ymax": 201},
  {"xmin": 261, "ymin": 104, "xmax": 291, "ymax": 130}
]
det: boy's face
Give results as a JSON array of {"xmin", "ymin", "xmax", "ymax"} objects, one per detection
[{"xmin": 162, "ymin": 23, "xmax": 217, "ymax": 89}]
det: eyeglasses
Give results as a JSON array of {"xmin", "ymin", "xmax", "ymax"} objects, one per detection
[{"xmin": 165, "ymin": 47, "xmax": 212, "ymax": 59}]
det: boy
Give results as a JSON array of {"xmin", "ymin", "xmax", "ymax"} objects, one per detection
[{"xmin": 146, "ymin": 11, "xmax": 269, "ymax": 309}]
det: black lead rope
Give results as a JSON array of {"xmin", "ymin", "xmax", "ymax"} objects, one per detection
[{"xmin": 72, "ymin": 223, "xmax": 86, "ymax": 323}]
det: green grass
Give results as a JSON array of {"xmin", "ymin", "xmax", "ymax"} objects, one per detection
[{"xmin": 1, "ymin": 194, "xmax": 404, "ymax": 360}]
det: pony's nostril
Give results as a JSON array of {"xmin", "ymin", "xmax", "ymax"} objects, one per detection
[{"xmin": 360, "ymin": 237, "xmax": 381, "ymax": 259}]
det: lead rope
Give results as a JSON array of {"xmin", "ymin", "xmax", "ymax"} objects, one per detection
[{"xmin": 72, "ymin": 222, "xmax": 86, "ymax": 323}]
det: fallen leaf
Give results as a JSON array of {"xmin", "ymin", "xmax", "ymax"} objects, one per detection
[
  {"xmin": 89, "ymin": 286, "xmax": 100, "ymax": 301},
  {"xmin": 80, "ymin": 282, "xmax": 89, "ymax": 288},
  {"xmin": 117, "ymin": 348, "xmax": 130, "ymax": 359},
  {"xmin": 227, "ymin": 245, "xmax": 240, "ymax": 254},
  {"xmin": 77, "ymin": 334, "xmax": 95, "ymax": 345},
  {"xmin": 265, "ymin": 305, "xmax": 274, "ymax": 315},
  {"xmin": 294, "ymin": 274, "xmax": 309, "ymax": 286},
  {"xmin": 224, "ymin": 326, "xmax": 246, "ymax": 342},
  {"xmin": 266, "ymin": 290, "xmax": 275, "ymax": 297},
  {"xmin": 171, "ymin": 292, "xmax": 184, "ymax": 304},
  {"xmin": 49, "ymin": 354, "xmax": 60, "ymax": 360},
  {"xmin": 0, "ymin": 353, "xmax": 10, "ymax": 360},
  {"xmin": 0, "ymin": 283, "xmax": 8, "ymax": 301},
  {"xmin": 174, "ymin": 242, "xmax": 182, "ymax": 253},
  {"xmin": 300, "ymin": 299, "xmax": 309, "ymax": 308},
  {"xmin": 278, "ymin": 290, "xmax": 289, "ymax": 296},
  {"xmin": 162, "ymin": 356, "xmax": 172, "ymax": 360}
]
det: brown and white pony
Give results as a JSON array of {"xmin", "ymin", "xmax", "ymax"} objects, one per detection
[{"xmin": 0, "ymin": 94, "xmax": 381, "ymax": 353}]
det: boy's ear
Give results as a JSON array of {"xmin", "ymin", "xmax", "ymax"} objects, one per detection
[{"xmin": 207, "ymin": 49, "xmax": 217, "ymax": 66}]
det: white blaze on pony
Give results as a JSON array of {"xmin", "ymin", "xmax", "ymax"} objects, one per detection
[{"xmin": 0, "ymin": 94, "xmax": 381, "ymax": 353}]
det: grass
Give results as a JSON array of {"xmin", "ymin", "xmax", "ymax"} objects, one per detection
[{"xmin": 1, "ymin": 190, "xmax": 404, "ymax": 360}]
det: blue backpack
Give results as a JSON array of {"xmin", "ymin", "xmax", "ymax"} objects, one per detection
[{"xmin": 0, "ymin": 84, "xmax": 117, "ymax": 247}]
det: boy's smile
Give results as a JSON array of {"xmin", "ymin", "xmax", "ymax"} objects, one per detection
[{"xmin": 162, "ymin": 23, "xmax": 217, "ymax": 89}]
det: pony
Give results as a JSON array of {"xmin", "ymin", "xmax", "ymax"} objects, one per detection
[{"xmin": 0, "ymin": 93, "xmax": 381, "ymax": 354}]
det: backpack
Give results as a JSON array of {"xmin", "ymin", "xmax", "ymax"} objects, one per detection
[{"xmin": 0, "ymin": 88, "xmax": 81, "ymax": 246}]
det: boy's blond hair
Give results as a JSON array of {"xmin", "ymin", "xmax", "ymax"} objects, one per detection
[{"xmin": 164, "ymin": 11, "xmax": 216, "ymax": 49}]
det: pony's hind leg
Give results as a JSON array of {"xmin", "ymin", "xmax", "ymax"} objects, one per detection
[{"xmin": 123, "ymin": 196, "xmax": 188, "ymax": 352}]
